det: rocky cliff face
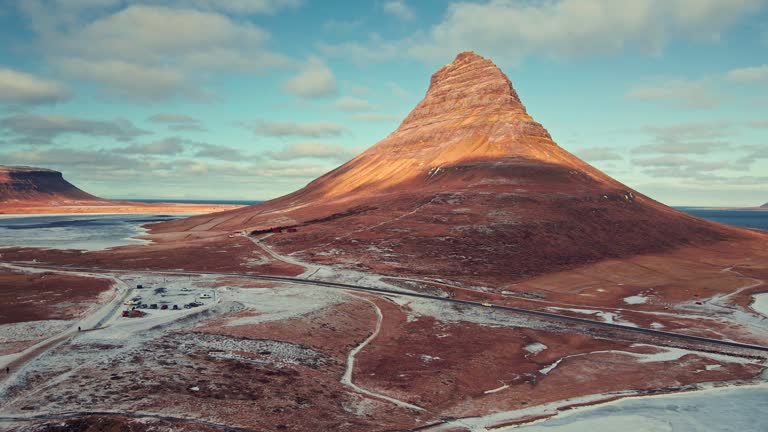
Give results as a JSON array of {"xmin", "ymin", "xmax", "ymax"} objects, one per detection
[
  {"xmin": 0, "ymin": 166, "xmax": 101, "ymax": 203},
  {"xmin": 157, "ymin": 52, "xmax": 751, "ymax": 285}
]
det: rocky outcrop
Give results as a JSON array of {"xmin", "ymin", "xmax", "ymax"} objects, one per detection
[{"xmin": 0, "ymin": 166, "xmax": 101, "ymax": 203}]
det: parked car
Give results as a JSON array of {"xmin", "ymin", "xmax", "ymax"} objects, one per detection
[
  {"xmin": 160, "ymin": 304, "xmax": 169, "ymax": 310},
  {"xmin": 199, "ymin": 293, "xmax": 212, "ymax": 299},
  {"xmin": 139, "ymin": 304, "xmax": 148, "ymax": 309},
  {"xmin": 149, "ymin": 304, "xmax": 158, "ymax": 309},
  {"xmin": 172, "ymin": 305, "xmax": 180, "ymax": 310}
]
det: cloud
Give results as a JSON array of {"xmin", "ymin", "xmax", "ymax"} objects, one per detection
[
  {"xmin": 725, "ymin": 64, "xmax": 768, "ymax": 83},
  {"xmin": 317, "ymin": 34, "xmax": 401, "ymax": 63},
  {"xmin": 265, "ymin": 142, "xmax": 356, "ymax": 161},
  {"xmin": 194, "ymin": 144, "xmax": 249, "ymax": 161},
  {"xmin": 334, "ymin": 97, "xmax": 375, "ymax": 111},
  {"xmin": 160, "ymin": 0, "xmax": 302, "ymax": 15},
  {"xmin": 148, "ymin": 112, "xmax": 207, "ymax": 132},
  {"xmin": 321, "ymin": 0, "xmax": 764, "ymax": 63},
  {"xmin": 244, "ymin": 120, "xmax": 346, "ymax": 138},
  {"xmin": 0, "ymin": 113, "xmax": 149, "ymax": 145},
  {"xmin": 576, "ymin": 147, "xmax": 623, "ymax": 161},
  {"xmin": 56, "ymin": 58, "xmax": 215, "ymax": 102},
  {"xmin": 0, "ymin": 147, "xmax": 137, "ymax": 174},
  {"xmin": 383, "ymin": 1, "xmax": 415, "ymax": 20},
  {"xmin": 281, "ymin": 57, "xmax": 337, "ymax": 98},
  {"xmin": 627, "ymin": 79, "xmax": 719, "ymax": 108},
  {"xmin": 747, "ymin": 120, "xmax": 768, "ymax": 128},
  {"xmin": 23, "ymin": 3, "xmax": 292, "ymax": 101},
  {"xmin": 632, "ymin": 155, "xmax": 735, "ymax": 178},
  {"xmin": 116, "ymin": 137, "xmax": 186, "ymax": 155},
  {"xmin": 633, "ymin": 121, "xmax": 733, "ymax": 154},
  {"xmin": 0, "ymin": 67, "xmax": 71, "ymax": 106}
]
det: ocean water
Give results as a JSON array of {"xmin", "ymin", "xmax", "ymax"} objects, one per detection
[
  {"xmin": 510, "ymin": 384, "xmax": 767, "ymax": 431},
  {"xmin": 0, "ymin": 214, "xmax": 183, "ymax": 251},
  {"xmin": 676, "ymin": 207, "xmax": 768, "ymax": 230},
  {"xmin": 122, "ymin": 198, "xmax": 261, "ymax": 206}
]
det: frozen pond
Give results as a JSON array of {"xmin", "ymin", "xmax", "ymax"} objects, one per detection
[
  {"xmin": 0, "ymin": 214, "xmax": 184, "ymax": 251},
  {"xmin": 751, "ymin": 293, "xmax": 768, "ymax": 318},
  {"xmin": 509, "ymin": 384, "xmax": 768, "ymax": 431}
]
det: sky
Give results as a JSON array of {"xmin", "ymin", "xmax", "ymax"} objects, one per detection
[{"xmin": 0, "ymin": 0, "xmax": 766, "ymax": 206}]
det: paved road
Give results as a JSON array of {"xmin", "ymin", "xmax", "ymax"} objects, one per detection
[{"xmin": 7, "ymin": 262, "xmax": 768, "ymax": 356}]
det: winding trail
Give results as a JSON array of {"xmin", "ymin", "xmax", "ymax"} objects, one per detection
[
  {"xmin": 341, "ymin": 295, "xmax": 425, "ymax": 412},
  {"xmin": 249, "ymin": 235, "xmax": 425, "ymax": 410}
]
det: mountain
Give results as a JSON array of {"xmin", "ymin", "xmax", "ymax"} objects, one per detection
[
  {"xmin": 0, "ymin": 166, "xmax": 102, "ymax": 203},
  {"xmin": 762, "ymin": 202, "xmax": 767, "ymax": 208},
  {"xmin": 0, "ymin": 165, "xmax": 243, "ymax": 215},
  {"xmin": 156, "ymin": 52, "xmax": 749, "ymax": 285}
]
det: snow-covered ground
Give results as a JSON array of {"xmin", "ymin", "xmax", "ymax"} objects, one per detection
[
  {"xmin": 507, "ymin": 384, "xmax": 768, "ymax": 431},
  {"xmin": 623, "ymin": 295, "xmax": 648, "ymax": 305},
  {"xmin": 750, "ymin": 293, "xmax": 768, "ymax": 318},
  {"xmin": 0, "ymin": 214, "xmax": 183, "ymax": 250}
]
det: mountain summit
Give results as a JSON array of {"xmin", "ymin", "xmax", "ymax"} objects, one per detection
[
  {"xmin": 158, "ymin": 52, "xmax": 748, "ymax": 285},
  {"xmin": 290, "ymin": 51, "xmax": 613, "ymax": 201}
]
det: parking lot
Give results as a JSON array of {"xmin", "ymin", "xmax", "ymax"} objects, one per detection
[{"xmin": 120, "ymin": 275, "xmax": 218, "ymax": 318}]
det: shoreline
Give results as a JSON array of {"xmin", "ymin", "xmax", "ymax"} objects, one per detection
[{"xmin": 0, "ymin": 202, "xmax": 243, "ymax": 216}]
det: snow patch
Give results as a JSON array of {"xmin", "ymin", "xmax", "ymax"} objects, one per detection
[
  {"xmin": 623, "ymin": 295, "xmax": 648, "ymax": 305},
  {"xmin": 525, "ymin": 342, "xmax": 548, "ymax": 355}
]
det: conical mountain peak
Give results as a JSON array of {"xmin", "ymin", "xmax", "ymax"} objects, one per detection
[{"xmin": 401, "ymin": 52, "xmax": 526, "ymax": 128}]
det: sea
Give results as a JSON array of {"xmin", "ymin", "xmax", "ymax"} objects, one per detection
[{"xmin": 676, "ymin": 207, "xmax": 768, "ymax": 230}]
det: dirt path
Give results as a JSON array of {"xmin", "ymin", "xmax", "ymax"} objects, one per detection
[{"xmin": 341, "ymin": 295, "xmax": 425, "ymax": 412}]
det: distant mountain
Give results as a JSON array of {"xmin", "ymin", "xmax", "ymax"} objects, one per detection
[
  {"xmin": 0, "ymin": 166, "xmax": 102, "ymax": 204},
  {"xmin": 762, "ymin": 202, "xmax": 768, "ymax": 208},
  {"xmin": 157, "ymin": 52, "xmax": 749, "ymax": 284}
]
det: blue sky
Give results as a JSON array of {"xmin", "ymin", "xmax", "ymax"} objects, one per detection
[{"xmin": 0, "ymin": 0, "xmax": 766, "ymax": 206}]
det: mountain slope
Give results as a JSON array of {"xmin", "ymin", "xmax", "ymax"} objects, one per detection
[{"xmin": 156, "ymin": 52, "xmax": 752, "ymax": 285}]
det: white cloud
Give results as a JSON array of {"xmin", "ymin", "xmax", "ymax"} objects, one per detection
[
  {"xmin": 321, "ymin": 0, "xmax": 763, "ymax": 63},
  {"xmin": 244, "ymin": 120, "xmax": 346, "ymax": 138},
  {"xmin": 281, "ymin": 57, "xmax": 337, "ymax": 98},
  {"xmin": 21, "ymin": 3, "xmax": 291, "ymax": 102},
  {"xmin": 627, "ymin": 78, "xmax": 719, "ymax": 108},
  {"xmin": 383, "ymin": 1, "xmax": 415, "ymax": 20},
  {"xmin": 334, "ymin": 97, "xmax": 375, "ymax": 111},
  {"xmin": 725, "ymin": 64, "xmax": 768, "ymax": 83},
  {"xmin": 0, "ymin": 67, "xmax": 71, "ymax": 106}
]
